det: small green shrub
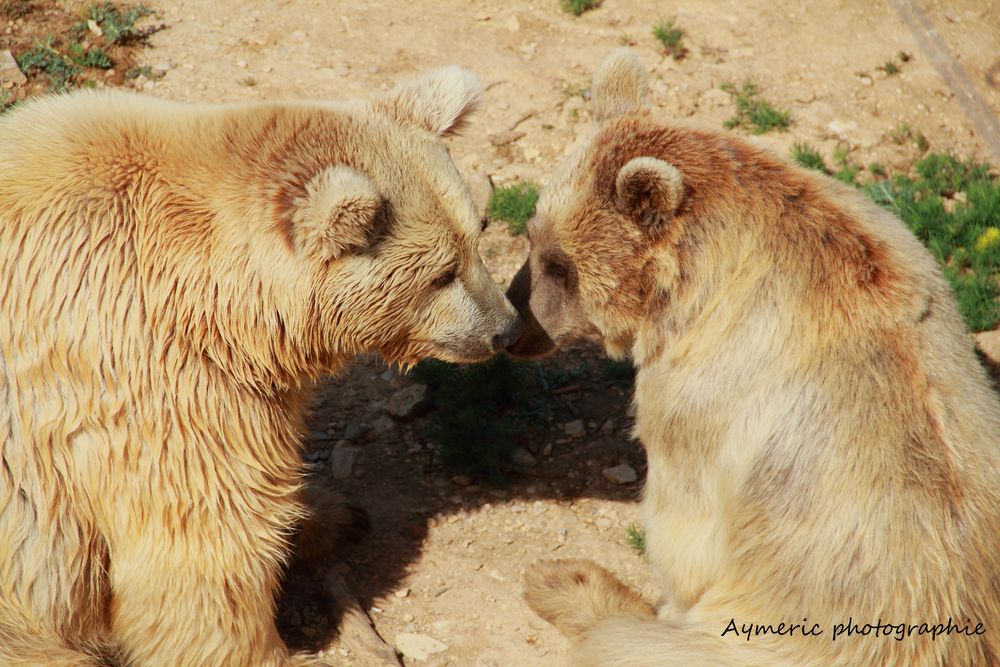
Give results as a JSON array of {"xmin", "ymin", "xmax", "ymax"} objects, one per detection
[
  {"xmin": 626, "ymin": 524, "xmax": 646, "ymax": 554},
  {"xmin": 83, "ymin": 2, "xmax": 154, "ymax": 45},
  {"xmin": 487, "ymin": 182, "xmax": 540, "ymax": 235},
  {"xmin": 790, "ymin": 142, "xmax": 829, "ymax": 174},
  {"xmin": 878, "ymin": 60, "xmax": 900, "ymax": 76},
  {"xmin": 652, "ymin": 18, "xmax": 685, "ymax": 60},
  {"xmin": 0, "ymin": 0, "xmax": 34, "ymax": 18},
  {"xmin": 863, "ymin": 153, "xmax": 1000, "ymax": 332},
  {"xmin": 16, "ymin": 40, "xmax": 81, "ymax": 91},
  {"xmin": 67, "ymin": 42, "xmax": 112, "ymax": 69},
  {"xmin": 832, "ymin": 146, "xmax": 860, "ymax": 185},
  {"xmin": 721, "ymin": 81, "xmax": 791, "ymax": 134},
  {"xmin": 561, "ymin": 0, "xmax": 600, "ymax": 16}
]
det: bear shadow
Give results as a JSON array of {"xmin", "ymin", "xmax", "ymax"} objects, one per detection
[{"xmin": 276, "ymin": 341, "xmax": 645, "ymax": 652}]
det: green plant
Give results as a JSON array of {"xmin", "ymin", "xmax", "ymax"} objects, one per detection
[
  {"xmin": 561, "ymin": 0, "xmax": 600, "ymax": 16},
  {"xmin": 0, "ymin": 0, "xmax": 34, "ymax": 18},
  {"xmin": 790, "ymin": 142, "xmax": 830, "ymax": 174},
  {"xmin": 832, "ymin": 146, "xmax": 860, "ymax": 185},
  {"xmin": 626, "ymin": 524, "xmax": 646, "ymax": 554},
  {"xmin": 862, "ymin": 153, "xmax": 1000, "ymax": 332},
  {"xmin": 67, "ymin": 42, "xmax": 112, "ymax": 69},
  {"xmin": 124, "ymin": 65, "xmax": 153, "ymax": 80},
  {"xmin": 889, "ymin": 123, "xmax": 912, "ymax": 145},
  {"xmin": 412, "ymin": 356, "xmax": 547, "ymax": 483},
  {"xmin": 84, "ymin": 2, "xmax": 155, "ymax": 45},
  {"xmin": 878, "ymin": 60, "xmax": 900, "ymax": 76},
  {"xmin": 16, "ymin": 40, "xmax": 81, "ymax": 91},
  {"xmin": 721, "ymin": 81, "xmax": 791, "ymax": 134},
  {"xmin": 652, "ymin": 17, "xmax": 685, "ymax": 60},
  {"xmin": 561, "ymin": 82, "xmax": 588, "ymax": 99},
  {"xmin": 487, "ymin": 182, "xmax": 540, "ymax": 235},
  {"xmin": 868, "ymin": 162, "xmax": 887, "ymax": 177}
]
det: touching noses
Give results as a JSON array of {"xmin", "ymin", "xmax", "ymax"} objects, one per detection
[{"xmin": 492, "ymin": 316, "xmax": 525, "ymax": 352}]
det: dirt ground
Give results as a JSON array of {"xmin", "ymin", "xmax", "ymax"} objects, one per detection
[{"xmin": 6, "ymin": 0, "xmax": 1000, "ymax": 664}]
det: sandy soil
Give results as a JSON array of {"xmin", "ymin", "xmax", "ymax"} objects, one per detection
[
  {"xmin": 6, "ymin": 0, "xmax": 1000, "ymax": 664},
  {"xmin": 138, "ymin": 1, "xmax": 999, "ymax": 665}
]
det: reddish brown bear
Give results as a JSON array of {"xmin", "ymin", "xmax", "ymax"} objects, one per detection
[{"xmin": 508, "ymin": 49, "xmax": 1000, "ymax": 667}]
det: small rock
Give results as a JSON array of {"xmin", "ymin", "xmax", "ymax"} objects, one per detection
[
  {"xmin": 504, "ymin": 15, "xmax": 520, "ymax": 32},
  {"xmin": 86, "ymin": 19, "xmax": 103, "ymax": 36},
  {"xmin": 452, "ymin": 475, "xmax": 471, "ymax": 486},
  {"xmin": 523, "ymin": 146, "xmax": 541, "ymax": 161},
  {"xmin": 542, "ymin": 443, "xmax": 553, "ymax": 457},
  {"xmin": 394, "ymin": 587, "xmax": 410, "ymax": 598},
  {"xmin": 700, "ymin": 88, "xmax": 730, "ymax": 107},
  {"xmin": 395, "ymin": 633, "xmax": 448, "ymax": 662},
  {"xmin": 388, "ymin": 384, "xmax": 429, "ymax": 419},
  {"xmin": 564, "ymin": 420, "xmax": 586, "ymax": 438},
  {"xmin": 595, "ymin": 517, "xmax": 613, "ymax": 529},
  {"xmin": 343, "ymin": 422, "xmax": 368, "ymax": 441},
  {"xmin": 489, "ymin": 130, "xmax": 525, "ymax": 146},
  {"xmin": 512, "ymin": 447, "xmax": 537, "ymax": 467},
  {"xmin": 371, "ymin": 415, "xmax": 395, "ymax": 435},
  {"xmin": 827, "ymin": 119, "xmax": 858, "ymax": 139},
  {"xmin": 602, "ymin": 463, "xmax": 638, "ymax": 485},
  {"xmin": 151, "ymin": 62, "xmax": 172, "ymax": 76},
  {"xmin": 0, "ymin": 50, "xmax": 26, "ymax": 86},
  {"xmin": 403, "ymin": 613, "xmax": 415, "ymax": 622},
  {"xmin": 329, "ymin": 445, "xmax": 359, "ymax": 480}
]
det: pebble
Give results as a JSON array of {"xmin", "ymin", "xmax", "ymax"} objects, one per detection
[
  {"xmin": 395, "ymin": 633, "xmax": 448, "ymax": 662},
  {"xmin": 343, "ymin": 422, "xmax": 368, "ymax": 441},
  {"xmin": 394, "ymin": 587, "xmax": 410, "ymax": 598},
  {"xmin": 511, "ymin": 447, "xmax": 537, "ymax": 467},
  {"xmin": 0, "ymin": 50, "xmax": 26, "ymax": 86},
  {"xmin": 602, "ymin": 463, "xmax": 638, "ymax": 485},
  {"xmin": 329, "ymin": 445, "xmax": 359, "ymax": 480},
  {"xmin": 489, "ymin": 130, "xmax": 525, "ymax": 146},
  {"xmin": 388, "ymin": 384, "xmax": 429, "ymax": 419},
  {"xmin": 371, "ymin": 415, "xmax": 395, "ymax": 435},
  {"xmin": 564, "ymin": 420, "xmax": 586, "ymax": 438}
]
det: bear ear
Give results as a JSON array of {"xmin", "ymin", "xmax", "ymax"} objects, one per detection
[
  {"xmin": 592, "ymin": 48, "xmax": 648, "ymax": 123},
  {"xmin": 379, "ymin": 65, "xmax": 483, "ymax": 136},
  {"xmin": 293, "ymin": 166, "xmax": 381, "ymax": 262},
  {"xmin": 614, "ymin": 157, "xmax": 685, "ymax": 232}
]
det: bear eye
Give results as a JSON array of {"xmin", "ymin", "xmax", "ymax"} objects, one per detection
[
  {"xmin": 545, "ymin": 260, "xmax": 569, "ymax": 280},
  {"xmin": 432, "ymin": 268, "xmax": 457, "ymax": 289}
]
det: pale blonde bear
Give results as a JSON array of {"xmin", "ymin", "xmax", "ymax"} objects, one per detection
[
  {"xmin": 0, "ymin": 67, "xmax": 521, "ymax": 666},
  {"xmin": 507, "ymin": 49, "xmax": 1000, "ymax": 666}
]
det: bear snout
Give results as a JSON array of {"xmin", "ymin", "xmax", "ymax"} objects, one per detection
[{"xmin": 493, "ymin": 315, "xmax": 525, "ymax": 352}]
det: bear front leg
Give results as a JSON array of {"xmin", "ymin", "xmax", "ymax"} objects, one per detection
[{"xmin": 108, "ymin": 519, "xmax": 327, "ymax": 667}]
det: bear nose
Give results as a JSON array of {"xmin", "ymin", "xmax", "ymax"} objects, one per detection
[{"xmin": 492, "ymin": 316, "xmax": 525, "ymax": 352}]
